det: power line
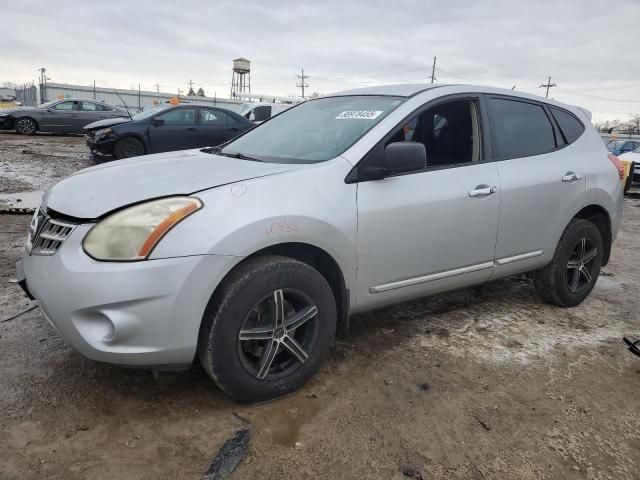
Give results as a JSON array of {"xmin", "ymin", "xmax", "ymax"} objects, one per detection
[
  {"xmin": 435, "ymin": 66, "xmax": 475, "ymax": 83},
  {"xmin": 555, "ymin": 87, "xmax": 640, "ymax": 103},
  {"xmin": 296, "ymin": 69, "xmax": 309, "ymax": 99}
]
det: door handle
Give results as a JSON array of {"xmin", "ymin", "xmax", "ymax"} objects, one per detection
[
  {"xmin": 562, "ymin": 172, "xmax": 583, "ymax": 182},
  {"xmin": 228, "ymin": 127, "xmax": 240, "ymax": 132},
  {"xmin": 468, "ymin": 186, "xmax": 497, "ymax": 197},
  {"xmin": 185, "ymin": 127, "xmax": 197, "ymax": 132}
]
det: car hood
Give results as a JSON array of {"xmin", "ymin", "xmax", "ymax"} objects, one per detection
[
  {"xmin": 84, "ymin": 117, "xmax": 132, "ymax": 130},
  {"xmin": 619, "ymin": 151, "xmax": 640, "ymax": 161},
  {"xmin": 0, "ymin": 106, "xmax": 39, "ymax": 115},
  {"xmin": 43, "ymin": 149, "xmax": 303, "ymax": 218}
]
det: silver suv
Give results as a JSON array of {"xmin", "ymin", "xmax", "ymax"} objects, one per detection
[{"xmin": 17, "ymin": 84, "xmax": 623, "ymax": 402}]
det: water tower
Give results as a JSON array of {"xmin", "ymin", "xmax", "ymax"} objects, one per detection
[{"xmin": 231, "ymin": 57, "xmax": 251, "ymax": 99}]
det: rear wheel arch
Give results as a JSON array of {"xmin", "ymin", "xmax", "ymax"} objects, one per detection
[{"xmin": 572, "ymin": 204, "xmax": 612, "ymax": 265}]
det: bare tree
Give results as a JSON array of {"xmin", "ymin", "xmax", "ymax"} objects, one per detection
[{"xmin": 196, "ymin": 87, "xmax": 206, "ymax": 97}]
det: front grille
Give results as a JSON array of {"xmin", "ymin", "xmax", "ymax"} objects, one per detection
[{"xmin": 31, "ymin": 211, "xmax": 76, "ymax": 256}]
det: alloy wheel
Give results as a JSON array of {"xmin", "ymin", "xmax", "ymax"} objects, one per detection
[
  {"xmin": 566, "ymin": 237, "xmax": 598, "ymax": 293},
  {"xmin": 16, "ymin": 118, "xmax": 35, "ymax": 134},
  {"xmin": 237, "ymin": 289, "xmax": 319, "ymax": 381}
]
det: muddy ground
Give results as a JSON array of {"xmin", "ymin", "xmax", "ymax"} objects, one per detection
[{"xmin": 0, "ymin": 133, "xmax": 639, "ymax": 480}]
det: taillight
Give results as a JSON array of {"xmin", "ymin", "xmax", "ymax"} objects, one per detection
[{"xmin": 608, "ymin": 154, "xmax": 624, "ymax": 180}]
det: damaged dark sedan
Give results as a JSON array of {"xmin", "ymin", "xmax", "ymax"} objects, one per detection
[
  {"xmin": 84, "ymin": 103, "xmax": 253, "ymax": 160},
  {"xmin": 0, "ymin": 99, "xmax": 129, "ymax": 134}
]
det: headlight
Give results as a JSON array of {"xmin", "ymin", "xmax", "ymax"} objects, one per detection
[
  {"xmin": 83, "ymin": 196, "xmax": 202, "ymax": 261},
  {"xmin": 94, "ymin": 127, "xmax": 112, "ymax": 139}
]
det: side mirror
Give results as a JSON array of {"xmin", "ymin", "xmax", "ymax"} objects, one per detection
[
  {"xmin": 384, "ymin": 142, "xmax": 426, "ymax": 174},
  {"xmin": 151, "ymin": 118, "xmax": 164, "ymax": 127}
]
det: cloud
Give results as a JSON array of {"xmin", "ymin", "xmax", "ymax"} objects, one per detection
[{"xmin": 3, "ymin": 0, "xmax": 639, "ymax": 120}]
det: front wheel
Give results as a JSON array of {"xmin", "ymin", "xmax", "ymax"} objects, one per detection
[
  {"xmin": 113, "ymin": 137, "xmax": 144, "ymax": 159},
  {"xmin": 15, "ymin": 117, "xmax": 38, "ymax": 135},
  {"xmin": 198, "ymin": 255, "xmax": 337, "ymax": 403},
  {"xmin": 534, "ymin": 218, "xmax": 603, "ymax": 307}
]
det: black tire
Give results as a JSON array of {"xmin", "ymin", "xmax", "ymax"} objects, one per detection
[
  {"xmin": 113, "ymin": 137, "xmax": 144, "ymax": 159},
  {"xmin": 624, "ymin": 163, "xmax": 634, "ymax": 193},
  {"xmin": 534, "ymin": 219, "xmax": 603, "ymax": 307},
  {"xmin": 198, "ymin": 255, "xmax": 337, "ymax": 403},
  {"xmin": 14, "ymin": 117, "xmax": 38, "ymax": 135}
]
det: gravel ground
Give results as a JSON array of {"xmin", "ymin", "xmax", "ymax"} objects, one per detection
[{"xmin": 0, "ymin": 134, "xmax": 639, "ymax": 480}]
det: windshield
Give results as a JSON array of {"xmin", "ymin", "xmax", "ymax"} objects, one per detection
[
  {"xmin": 37, "ymin": 100, "xmax": 59, "ymax": 109},
  {"xmin": 131, "ymin": 103, "xmax": 172, "ymax": 121},
  {"xmin": 221, "ymin": 95, "xmax": 405, "ymax": 163}
]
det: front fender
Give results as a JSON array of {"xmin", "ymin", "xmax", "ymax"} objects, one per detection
[{"xmin": 149, "ymin": 159, "xmax": 358, "ymax": 288}]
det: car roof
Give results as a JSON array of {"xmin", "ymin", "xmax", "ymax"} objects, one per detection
[
  {"xmin": 331, "ymin": 84, "xmax": 446, "ymax": 97},
  {"xmin": 328, "ymin": 83, "xmax": 590, "ymax": 121}
]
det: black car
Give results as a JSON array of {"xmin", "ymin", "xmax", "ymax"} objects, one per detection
[{"xmin": 84, "ymin": 103, "xmax": 253, "ymax": 160}]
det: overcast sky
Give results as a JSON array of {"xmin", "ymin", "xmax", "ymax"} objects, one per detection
[{"xmin": 4, "ymin": 0, "xmax": 639, "ymax": 121}]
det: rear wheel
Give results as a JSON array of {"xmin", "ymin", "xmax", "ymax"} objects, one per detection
[
  {"xmin": 15, "ymin": 117, "xmax": 37, "ymax": 135},
  {"xmin": 198, "ymin": 255, "xmax": 337, "ymax": 403},
  {"xmin": 534, "ymin": 219, "xmax": 603, "ymax": 307},
  {"xmin": 114, "ymin": 137, "xmax": 144, "ymax": 159}
]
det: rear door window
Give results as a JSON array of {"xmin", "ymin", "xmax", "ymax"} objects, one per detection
[
  {"xmin": 488, "ymin": 97, "xmax": 557, "ymax": 159},
  {"xmin": 200, "ymin": 109, "xmax": 229, "ymax": 125},
  {"xmin": 550, "ymin": 106, "xmax": 585, "ymax": 144}
]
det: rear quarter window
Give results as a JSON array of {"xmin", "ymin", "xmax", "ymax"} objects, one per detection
[
  {"xmin": 550, "ymin": 106, "xmax": 585, "ymax": 144},
  {"xmin": 488, "ymin": 97, "xmax": 558, "ymax": 160}
]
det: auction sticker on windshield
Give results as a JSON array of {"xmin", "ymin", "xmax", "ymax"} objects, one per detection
[{"xmin": 335, "ymin": 110, "xmax": 383, "ymax": 120}]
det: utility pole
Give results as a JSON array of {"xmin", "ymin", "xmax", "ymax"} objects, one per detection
[
  {"xmin": 154, "ymin": 82, "xmax": 160, "ymax": 93},
  {"xmin": 188, "ymin": 79, "xmax": 194, "ymax": 95},
  {"xmin": 296, "ymin": 69, "xmax": 309, "ymax": 99},
  {"xmin": 429, "ymin": 56, "xmax": 437, "ymax": 84},
  {"xmin": 38, "ymin": 67, "xmax": 47, "ymax": 103},
  {"xmin": 540, "ymin": 76, "xmax": 556, "ymax": 98}
]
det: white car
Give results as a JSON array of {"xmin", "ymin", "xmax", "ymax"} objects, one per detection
[
  {"xmin": 240, "ymin": 102, "xmax": 290, "ymax": 123},
  {"xmin": 619, "ymin": 147, "xmax": 640, "ymax": 182},
  {"xmin": 17, "ymin": 84, "xmax": 623, "ymax": 403}
]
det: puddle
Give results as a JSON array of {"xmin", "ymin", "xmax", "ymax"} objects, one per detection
[{"xmin": 236, "ymin": 395, "xmax": 322, "ymax": 447}]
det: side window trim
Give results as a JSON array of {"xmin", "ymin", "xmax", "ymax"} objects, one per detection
[
  {"xmin": 345, "ymin": 93, "xmax": 492, "ymax": 183},
  {"xmin": 548, "ymin": 105, "xmax": 585, "ymax": 146},
  {"xmin": 485, "ymin": 94, "xmax": 566, "ymax": 161}
]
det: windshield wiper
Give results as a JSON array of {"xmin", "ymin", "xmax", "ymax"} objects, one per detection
[{"xmin": 218, "ymin": 151, "xmax": 262, "ymax": 162}]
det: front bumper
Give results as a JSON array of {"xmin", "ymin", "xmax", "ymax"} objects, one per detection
[
  {"xmin": 18, "ymin": 224, "xmax": 240, "ymax": 366},
  {"xmin": 86, "ymin": 134, "xmax": 117, "ymax": 160},
  {"xmin": 0, "ymin": 116, "xmax": 13, "ymax": 130}
]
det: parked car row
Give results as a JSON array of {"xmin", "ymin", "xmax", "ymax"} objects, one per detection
[
  {"xmin": 605, "ymin": 138, "xmax": 640, "ymax": 192},
  {"xmin": 1, "ymin": 97, "xmax": 292, "ymax": 160},
  {"xmin": 17, "ymin": 83, "xmax": 623, "ymax": 402}
]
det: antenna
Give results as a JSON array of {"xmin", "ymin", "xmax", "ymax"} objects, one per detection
[{"xmin": 114, "ymin": 90, "xmax": 133, "ymax": 119}]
